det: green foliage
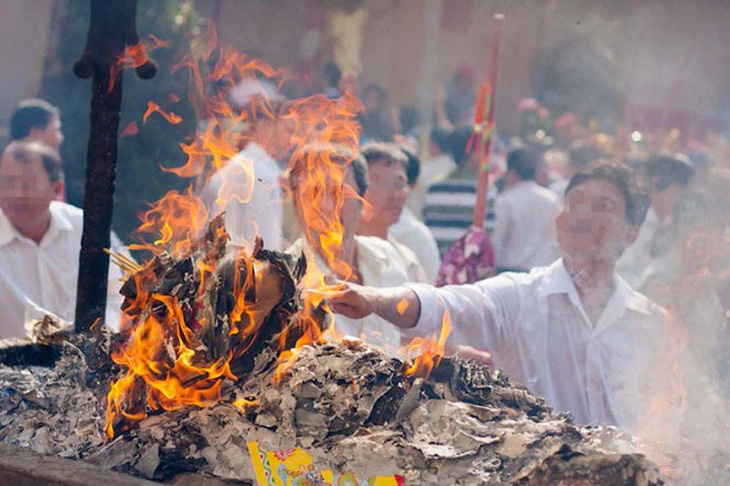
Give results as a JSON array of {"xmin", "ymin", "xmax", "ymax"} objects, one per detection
[{"xmin": 41, "ymin": 0, "xmax": 200, "ymax": 243}]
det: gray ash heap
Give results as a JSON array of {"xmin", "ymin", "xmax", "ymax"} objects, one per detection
[{"xmin": 0, "ymin": 216, "xmax": 661, "ymax": 484}]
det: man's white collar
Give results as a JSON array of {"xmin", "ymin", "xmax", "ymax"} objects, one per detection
[
  {"xmin": 0, "ymin": 201, "xmax": 75, "ymax": 247},
  {"xmin": 539, "ymin": 258, "xmax": 657, "ymax": 318}
]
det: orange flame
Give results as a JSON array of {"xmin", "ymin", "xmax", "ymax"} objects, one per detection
[
  {"xmin": 105, "ymin": 293, "xmax": 236, "ymax": 437},
  {"xmin": 164, "ymin": 22, "xmax": 282, "ymax": 181},
  {"xmin": 130, "ymin": 187, "xmax": 208, "ymax": 256},
  {"xmin": 284, "ymin": 93, "xmax": 363, "ymax": 279},
  {"xmin": 401, "ymin": 309, "xmax": 452, "ymax": 380},
  {"xmin": 107, "ymin": 23, "xmax": 296, "ymax": 439},
  {"xmin": 232, "ymin": 397, "xmax": 258, "ymax": 413},
  {"xmin": 108, "ymin": 34, "xmax": 169, "ymax": 92},
  {"xmin": 271, "ymin": 94, "xmax": 364, "ymax": 380},
  {"xmin": 142, "ymin": 101, "xmax": 183, "ymax": 125},
  {"xmin": 106, "ymin": 21, "xmax": 370, "ymax": 438},
  {"xmin": 211, "ymin": 155, "xmax": 256, "ymax": 211}
]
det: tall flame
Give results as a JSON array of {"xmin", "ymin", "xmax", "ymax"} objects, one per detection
[
  {"xmin": 106, "ymin": 22, "xmax": 368, "ymax": 437},
  {"xmin": 106, "ymin": 23, "xmax": 287, "ymax": 437},
  {"xmin": 271, "ymin": 94, "xmax": 365, "ymax": 380},
  {"xmin": 284, "ymin": 93, "xmax": 363, "ymax": 279},
  {"xmin": 105, "ymin": 20, "xmax": 454, "ymax": 441}
]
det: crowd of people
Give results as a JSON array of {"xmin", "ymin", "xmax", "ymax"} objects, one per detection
[{"xmin": 1, "ymin": 59, "xmax": 728, "ymax": 437}]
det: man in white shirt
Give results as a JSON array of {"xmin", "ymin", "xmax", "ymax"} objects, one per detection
[
  {"xmin": 357, "ymin": 143, "xmax": 428, "ymax": 284},
  {"xmin": 9, "ymin": 98, "xmax": 76, "ymax": 203},
  {"xmin": 9, "ymin": 99, "xmax": 64, "ymax": 152},
  {"xmin": 388, "ymin": 147, "xmax": 441, "ymax": 283},
  {"xmin": 199, "ymin": 81, "xmax": 291, "ymax": 252},
  {"xmin": 0, "ymin": 142, "xmax": 125, "ymax": 338},
  {"xmin": 201, "ymin": 141, "xmax": 285, "ymax": 251},
  {"xmin": 407, "ymin": 128, "xmax": 456, "ymax": 215},
  {"xmin": 493, "ymin": 147, "xmax": 562, "ymax": 272},
  {"xmin": 549, "ymin": 141, "xmax": 605, "ymax": 202},
  {"xmin": 286, "ymin": 145, "xmax": 416, "ymax": 354},
  {"xmin": 328, "ymin": 161, "xmax": 668, "ymax": 432},
  {"xmin": 617, "ymin": 152, "xmax": 695, "ymax": 291}
]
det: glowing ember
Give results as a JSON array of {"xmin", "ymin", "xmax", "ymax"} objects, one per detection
[
  {"xmin": 396, "ymin": 298, "xmax": 409, "ymax": 316},
  {"xmin": 232, "ymin": 397, "xmax": 258, "ymax": 413},
  {"xmin": 120, "ymin": 121, "xmax": 139, "ymax": 138}
]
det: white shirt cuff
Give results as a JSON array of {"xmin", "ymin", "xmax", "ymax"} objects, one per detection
[{"xmin": 403, "ymin": 282, "xmax": 446, "ymax": 338}]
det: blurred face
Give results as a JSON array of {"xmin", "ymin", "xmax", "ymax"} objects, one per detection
[
  {"xmin": 291, "ymin": 164, "xmax": 362, "ymax": 249},
  {"xmin": 254, "ymin": 117, "xmax": 295, "ymax": 162},
  {"xmin": 0, "ymin": 152, "xmax": 58, "ymax": 228},
  {"xmin": 363, "ymin": 158, "xmax": 408, "ymax": 229},
  {"xmin": 650, "ymin": 179, "xmax": 684, "ymax": 218},
  {"xmin": 31, "ymin": 116, "xmax": 64, "ymax": 151},
  {"xmin": 340, "ymin": 169, "xmax": 363, "ymax": 241},
  {"xmin": 556, "ymin": 178, "xmax": 638, "ymax": 263}
]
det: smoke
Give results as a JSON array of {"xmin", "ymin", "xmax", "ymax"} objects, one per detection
[{"xmin": 632, "ymin": 163, "xmax": 730, "ymax": 483}]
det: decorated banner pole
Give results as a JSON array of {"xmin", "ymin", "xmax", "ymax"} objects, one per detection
[
  {"xmin": 435, "ymin": 13, "xmax": 505, "ymax": 286},
  {"xmin": 472, "ymin": 13, "xmax": 504, "ymax": 229}
]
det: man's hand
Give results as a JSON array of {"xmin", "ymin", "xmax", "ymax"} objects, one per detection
[
  {"xmin": 326, "ymin": 283, "xmax": 421, "ymax": 329},
  {"xmin": 326, "ymin": 282, "xmax": 377, "ymax": 319}
]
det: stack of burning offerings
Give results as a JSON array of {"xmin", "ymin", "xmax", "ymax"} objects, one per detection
[
  {"xmin": 0, "ymin": 27, "xmax": 663, "ymax": 485},
  {"xmin": 0, "ymin": 212, "xmax": 661, "ymax": 484}
]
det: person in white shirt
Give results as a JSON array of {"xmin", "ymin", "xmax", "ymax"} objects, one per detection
[
  {"xmin": 493, "ymin": 147, "xmax": 562, "ymax": 272},
  {"xmin": 199, "ymin": 80, "xmax": 291, "ymax": 252},
  {"xmin": 286, "ymin": 145, "xmax": 415, "ymax": 354},
  {"xmin": 549, "ymin": 141, "xmax": 604, "ymax": 202},
  {"xmin": 0, "ymin": 141, "xmax": 125, "ymax": 338},
  {"xmin": 357, "ymin": 142, "xmax": 428, "ymax": 284},
  {"xmin": 9, "ymin": 98, "xmax": 81, "ymax": 205},
  {"xmin": 388, "ymin": 147, "xmax": 440, "ymax": 283},
  {"xmin": 9, "ymin": 99, "xmax": 64, "ymax": 152},
  {"xmin": 617, "ymin": 152, "xmax": 695, "ymax": 291},
  {"xmin": 407, "ymin": 128, "xmax": 456, "ymax": 216},
  {"xmin": 201, "ymin": 141, "xmax": 285, "ymax": 251},
  {"xmin": 327, "ymin": 161, "xmax": 670, "ymax": 433}
]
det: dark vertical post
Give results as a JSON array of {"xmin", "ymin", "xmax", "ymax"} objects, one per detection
[{"xmin": 73, "ymin": 0, "xmax": 156, "ymax": 333}]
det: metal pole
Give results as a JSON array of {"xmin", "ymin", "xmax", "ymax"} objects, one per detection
[{"xmin": 73, "ymin": 0, "xmax": 156, "ymax": 333}]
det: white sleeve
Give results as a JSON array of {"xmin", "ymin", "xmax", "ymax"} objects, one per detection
[
  {"xmin": 492, "ymin": 196, "xmax": 509, "ymax": 268},
  {"xmin": 198, "ymin": 173, "xmax": 221, "ymax": 215},
  {"xmin": 225, "ymin": 167, "xmax": 283, "ymax": 251},
  {"xmin": 403, "ymin": 275, "xmax": 522, "ymax": 350},
  {"xmin": 105, "ymin": 231, "xmax": 130, "ymax": 332},
  {"xmin": 392, "ymin": 240, "xmax": 429, "ymax": 284}
]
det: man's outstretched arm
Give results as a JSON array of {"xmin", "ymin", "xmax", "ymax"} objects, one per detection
[{"xmin": 327, "ymin": 283, "xmax": 421, "ymax": 329}]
